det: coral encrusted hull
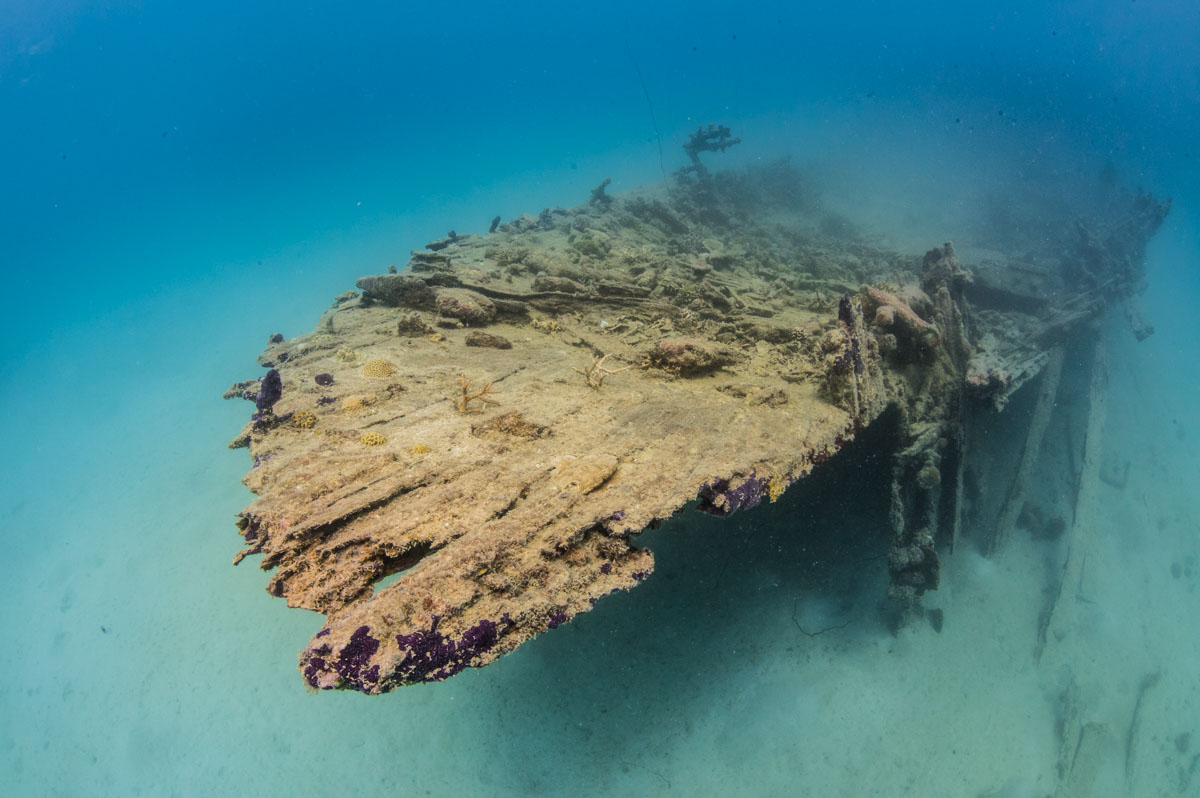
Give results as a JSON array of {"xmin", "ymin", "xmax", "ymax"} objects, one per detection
[{"xmin": 224, "ymin": 163, "xmax": 1167, "ymax": 692}]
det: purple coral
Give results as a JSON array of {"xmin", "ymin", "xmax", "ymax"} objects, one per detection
[
  {"xmin": 314, "ymin": 373, "xmax": 334, "ymax": 387},
  {"xmin": 393, "ymin": 615, "xmax": 508, "ymax": 683},
  {"xmin": 330, "ymin": 625, "xmax": 380, "ymax": 686},
  {"xmin": 697, "ymin": 473, "xmax": 768, "ymax": 516},
  {"xmin": 394, "ymin": 624, "xmax": 456, "ymax": 680},
  {"xmin": 458, "ymin": 617, "xmax": 501, "ymax": 652},
  {"xmin": 302, "ymin": 614, "xmax": 515, "ymax": 690},
  {"xmin": 303, "ymin": 657, "xmax": 326, "ymax": 687},
  {"xmin": 303, "ymin": 641, "xmax": 334, "ymax": 687},
  {"xmin": 255, "ymin": 369, "xmax": 283, "ymax": 412}
]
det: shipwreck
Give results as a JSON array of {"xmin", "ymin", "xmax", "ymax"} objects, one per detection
[{"xmin": 224, "ymin": 132, "xmax": 1169, "ymax": 694}]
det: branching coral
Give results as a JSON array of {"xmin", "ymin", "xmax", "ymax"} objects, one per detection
[
  {"xmin": 574, "ymin": 354, "xmax": 629, "ymax": 389},
  {"xmin": 682, "ymin": 124, "xmax": 741, "ymax": 176},
  {"xmin": 589, "ymin": 177, "xmax": 613, "ymax": 206},
  {"xmin": 456, "ymin": 377, "xmax": 499, "ymax": 414}
]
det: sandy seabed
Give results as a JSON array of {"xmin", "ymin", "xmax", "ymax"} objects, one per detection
[{"xmin": 1, "ymin": 233, "xmax": 1197, "ymax": 798}]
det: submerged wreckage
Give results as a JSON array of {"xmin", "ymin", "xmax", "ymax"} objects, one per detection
[{"xmin": 224, "ymin": 133, "xmax": 1168, "ymax": 693}]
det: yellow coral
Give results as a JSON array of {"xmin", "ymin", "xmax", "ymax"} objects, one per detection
[
  {"xmin": 362, "ymin": 357, "xmax": 398, "ymax": 378},
  {"xmin": 409, "ymin": 443, "xmax": 431, "ymax": 455},
  {"xmin": 341, "ymin": 394, "xmax": 376, "ymax": 413},
  {"xmin": 336, "ymin": 347, "xmax": 358, "ymax": 362},
  {"xmin": 359, "ymin": 432, "xmax": 387, "ymax": 447},
  {"xmin": 767, "ymin": 473, "xmax": 787, "ymax": 502},
  {"xmin": 292, "ymin": 410, "xmax": 317, "ymax": 429}
]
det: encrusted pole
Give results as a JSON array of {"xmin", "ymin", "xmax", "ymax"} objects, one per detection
[
  {"xmin": 1039, "ymin": 339, "xmax": 1106, "ymax": 659},
  {"xmin": 987, "ymin": 346, "xmax": 1065, "ymax": 557}
]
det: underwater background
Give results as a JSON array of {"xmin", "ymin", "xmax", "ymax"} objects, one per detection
[{"xmin": 2, "ymin": 1, "xmax": 1198, "ymax": 795}]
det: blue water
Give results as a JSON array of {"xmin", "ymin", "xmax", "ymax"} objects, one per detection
[{"xmin": 3, "ymin": 2, "xmax": 1199, "ymax": 795}]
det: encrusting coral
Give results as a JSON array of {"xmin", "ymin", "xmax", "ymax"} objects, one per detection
[
  {"xmin": 863, "ymin": 286, "xmax": 939, "ymax": 347},
  {"xmin": 471, "ymin": 411, "xmax": 546, "ymax": 439},
  {"xmin": 292, "ymin": 410, "xmax": 317, "ymax": 429},
  {"xmin": 341, "ymin": 395, "xmax": 376, "ymax": 413}
]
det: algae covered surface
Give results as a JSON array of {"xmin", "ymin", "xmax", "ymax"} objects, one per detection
[{"xmin": 225, "ymin": 161, "xmax": 1167, "ymax": 693}]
